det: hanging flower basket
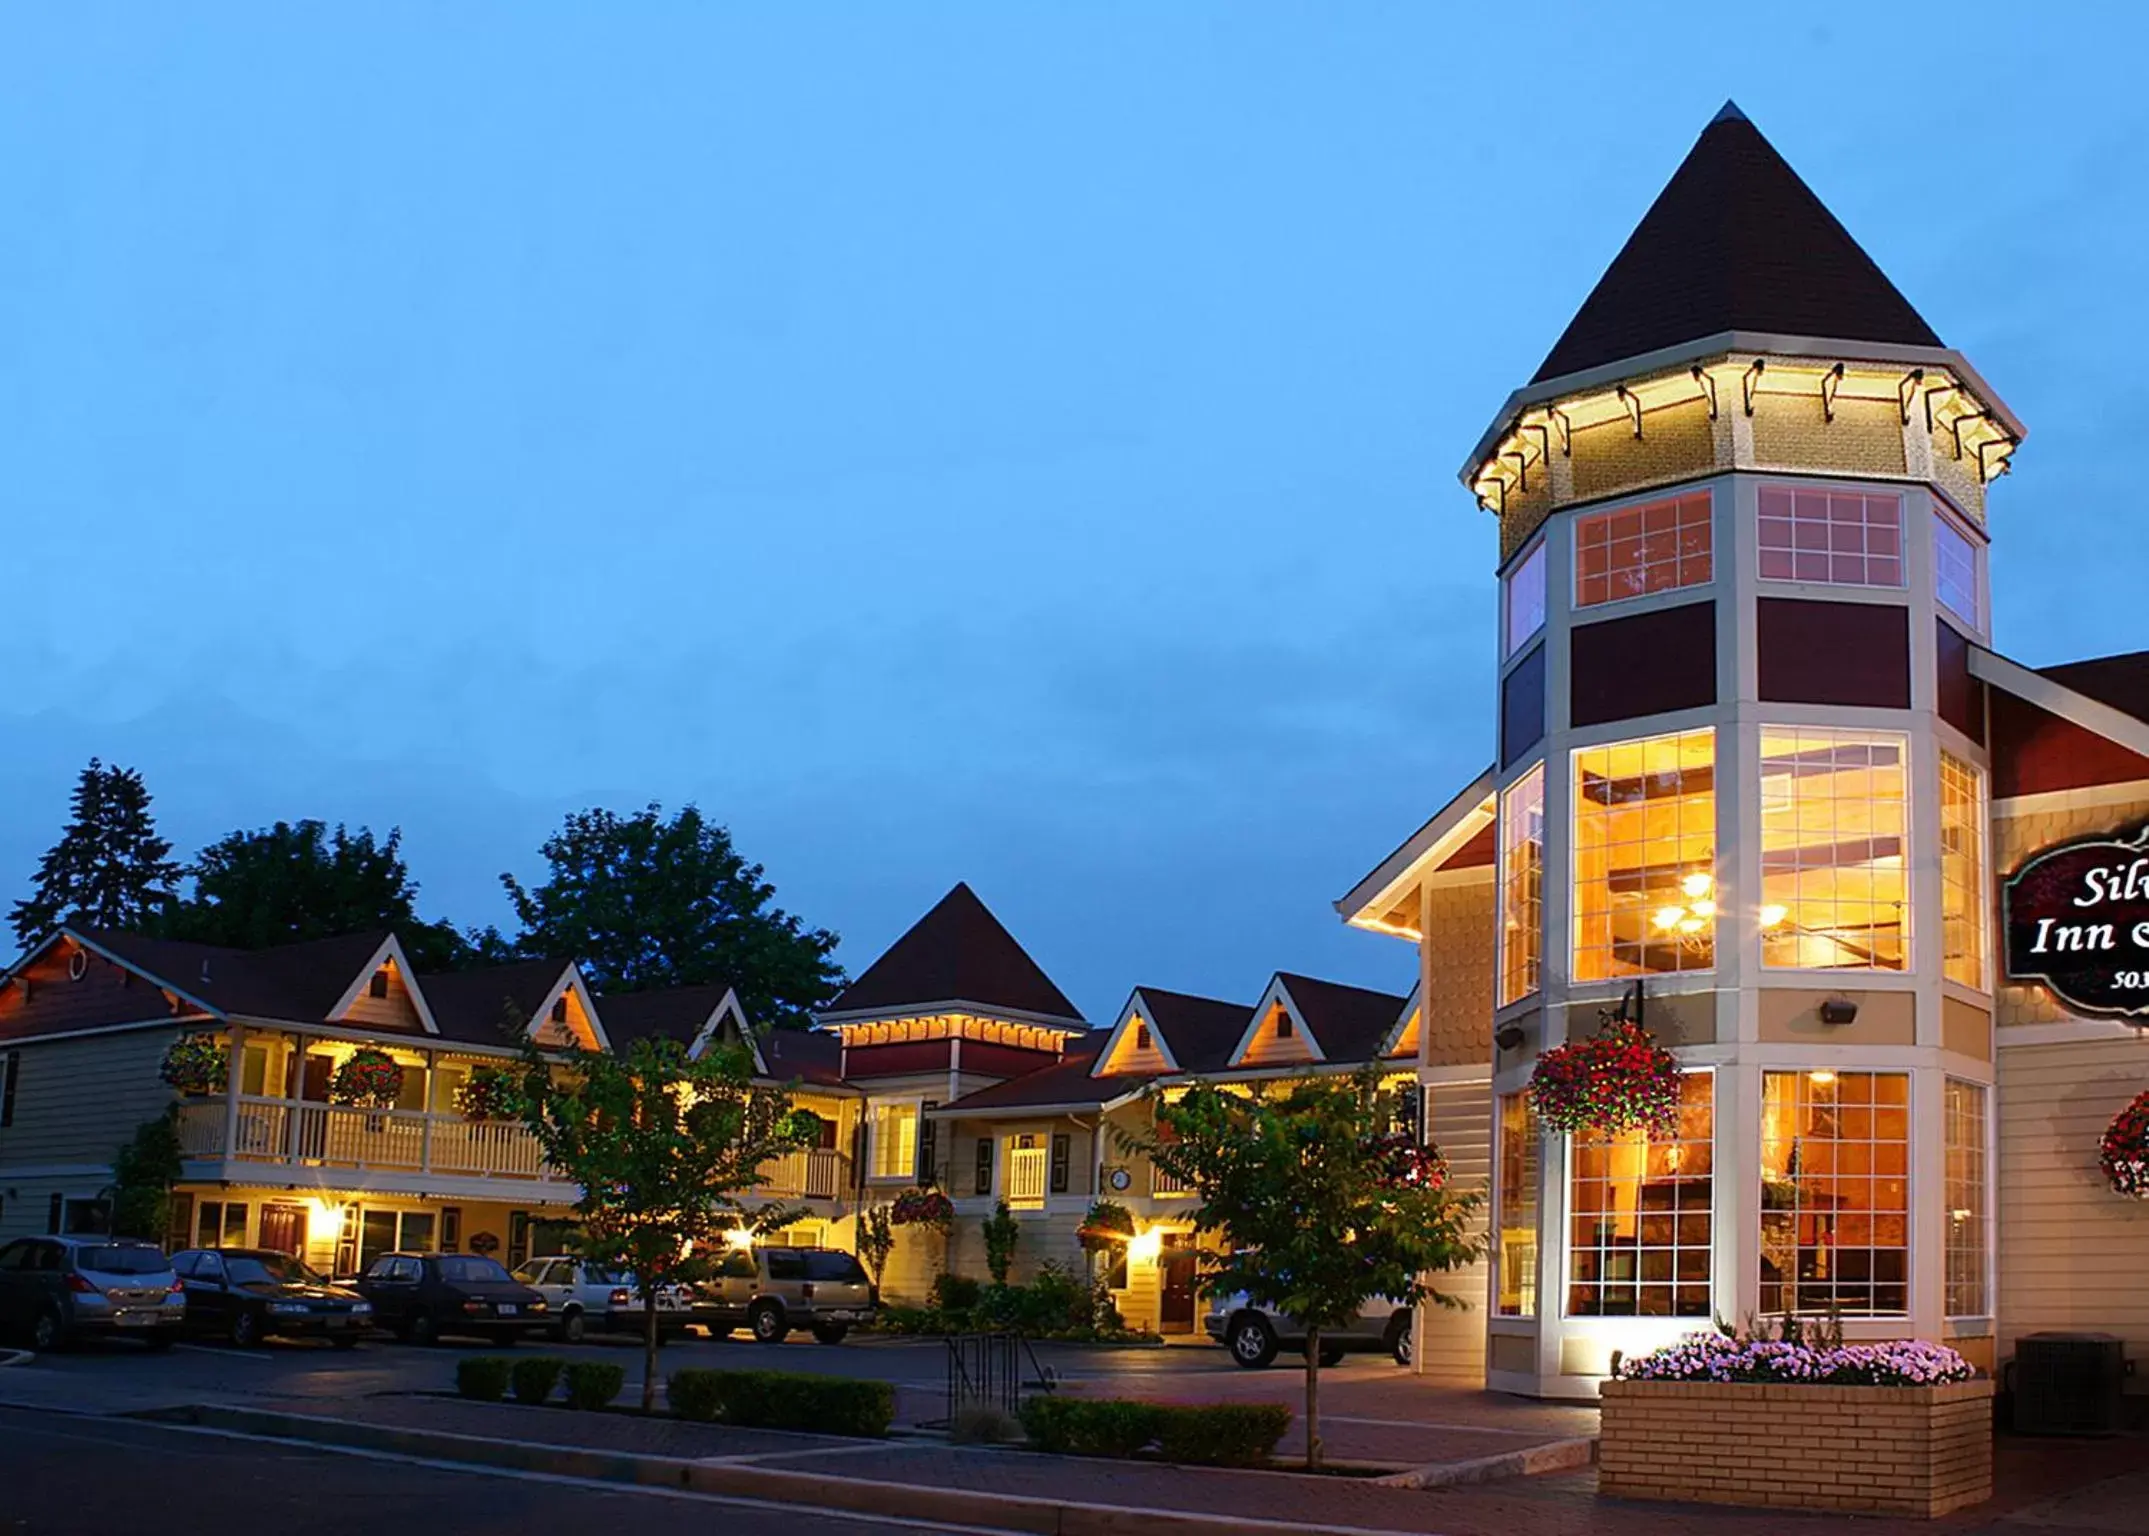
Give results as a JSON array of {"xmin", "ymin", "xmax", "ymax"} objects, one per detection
[
  {"xmin": 782, "ymin": 1108, "xmax": 825, "ymax": 1145},
  {"xmin": 1077, "ymin": 1198, "xmax": 1136, "ymax": 1253},
  {"xmin": 890, "ymin": 1187, "xmax": 956, "ymax": 1232},
  {"xmin": 329, "ymin": 1046, "xmax": 405, "ymax": 1109},
  {"xmin": 160, "ymin": 1033, "xmax": 229, "ymax": 1096},
  {"xmin": 1529, "ymin": 1019, "xmax": 1683, "ymax": 1137},
  {"xmin": 454, "ymin": 1065, "xmax": 520, "ymax": 1123},
  {"xmin": 2098, "ymin": 1089, "xmax": 2149, "ymax": 1198},
  {"xmin": 1369, "ymin": 1130, "xmax": 1450, "ymax": 1191}
]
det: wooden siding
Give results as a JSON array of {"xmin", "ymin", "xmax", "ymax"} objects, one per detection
[
  {"xmin": 1996, "ymin": 1038, "xmax": 2149, "ymax": 1377},
  {"xmin": 337, "ymin": 959, "xmax": 424, "ymax": 1032},
  {"xmin": 1422, "ymin": 1081, "xmax": 1492, "ymax": 1385},
  {"xmin": 0, "ymin": 943, "xmax": 190, "ymax": 1043},
  {"xmin": 1237, "ymin": 1003, "xmax": 1316, "ymax": 1067},
  {"xmin": 1422, "ymin": 877, "xmax": 1495, "ymax": 1068},
  {"xmin": 1099, "ymin": 1015, "xmax": 1172, "ymax": 1076},
  {"xmin": 0, "ymin": 1026, "xmax": 184, "ymax": 1169}
]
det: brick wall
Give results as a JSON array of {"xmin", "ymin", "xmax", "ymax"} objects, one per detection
[{"xmin": 1598, "ymin": 1379, "xmax": 1993, "ymax": 1517}]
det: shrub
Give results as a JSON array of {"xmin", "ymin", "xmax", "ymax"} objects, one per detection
[
  {"xmin": 563, "ymin": 1361, "xmax": 626, "ymax": 1411},
  {"xmin": 931, "ymin": 1274, "xmax": 982, "ymax": 1314},
  {"xmin": 1155, "ymin": 1403, "xmax": 1291, "ymax": 1467},
  {"xmin": 510, "ymin": 1356, "xmax": 566, "ymax": 1405},
  {"xmin": 1020, "ymin": 1396, "xmax": 1160, "ymax": 1458},
  {"xmin": 1616, "ymin": 1331, "xmax": 1975, "ymax": 1387},
  {"xmin": 456, "ymin": 1356, "xmax": 514, "ymax": 1402},
  {"xmin": 950, "ymin": 1402, "xmax": 1022, "ymax": 1445},
  {"xmin": 865, "ymin": 1305, "xmax": 948, "ymax": 1336},
  {"xmin": 667, "ymin": 1369, "xmax": 895, "ymax": 1437},
  {"xmin": 982, "ymin": 1201, "xmax": 1020, "ymax": 1285}
]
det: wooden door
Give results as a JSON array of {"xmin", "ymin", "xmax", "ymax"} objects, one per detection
[
  {"xmin": 1159, "ymin": 1236, "xmax": 1196, "ymax": 1334},
  {"xmin": 258, "ymin": 1204, "xmax": 305, "ymax": 1256}
]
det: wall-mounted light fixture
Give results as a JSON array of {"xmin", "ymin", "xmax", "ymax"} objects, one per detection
[
  {"xmin": 1494, "ymin": 1024, "xmax": 1526, "ymax": 1053},
  {"xmin": 1819, "ymin": 996, "xmax": 1859, "ymax": 1026}
]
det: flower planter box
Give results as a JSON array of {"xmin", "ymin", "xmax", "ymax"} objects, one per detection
[{"xmin": 1599, "ymin": 1378, "xmax": 1993, "ymax": 1517}]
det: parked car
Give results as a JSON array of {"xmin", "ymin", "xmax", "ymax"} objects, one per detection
[
  {"xmin": 351, "ymin": 1251, "xmax": 550, "ymax": 1345},
  {"xmin": 511, "ymin": 1256, "xmax": 694, "ymax": 1343},
  {"xmin": 0, "ymin": 1236, "xmax": 186, "ymax": 1351},
  {"xmin": 692, "ymin": 1245, "xmax": 875, "ymax": 1344},
  {"xmin": 1203, "ymin": 1291, "xmax": 1411, "ymax": 1369},
  {"xmin": 172, "ymin": 1247, "xmax": 372, "ymax": 1348}
]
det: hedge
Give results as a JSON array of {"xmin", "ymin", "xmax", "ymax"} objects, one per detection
[
  {"xmin": 510, "ymin": 1356, "xmax": 566, "ymax": 1405},
  {"xmin": 667, "ymin": 1368, "xmax": 895, "ymax": 1437},
  {"xmin": 455, "ymin": 1356, "xmax": 513, "ymax": 1402},
  {"xmin": 1021, "ymin": 1396, "xmax": 1292, "ymax": 1467},
  {"xmin": 564, "ymin": 1361, "xmax": 626, "ymax": 1411}
]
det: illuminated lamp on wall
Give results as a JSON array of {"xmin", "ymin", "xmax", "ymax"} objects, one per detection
[{"xmin": 1126, "ymin": 1228, "xmax": 1164, "ymax": 1265}]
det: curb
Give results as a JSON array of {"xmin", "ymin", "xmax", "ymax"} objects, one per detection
[
  {"xmin": 0, "ymin": 1350, "xmax": 32, "ymax": 1369},
  {"xmin": 1374, "ymin": 1435, "xmax": 1598, "ymax": 1489},
  {"xmin": 141, "ymin": 1404, "xmax": 1445, "ymax": 1536}
]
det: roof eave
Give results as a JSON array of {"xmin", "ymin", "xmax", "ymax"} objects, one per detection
[
  {"xmin": 1971, "ymin": 645, "xmax": 2149, "ymax": 764},
  {"xmin": 1458, "ymin": 332, "xmax": 2026, "ymax": 489},
  {"xmin": 1335, "ymin": 767, "xmax": 1497, "ymax": 930}
]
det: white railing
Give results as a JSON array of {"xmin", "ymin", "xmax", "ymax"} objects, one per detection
[
  {"xmin": 1152, "ymin": 1164, "xmax": 1193, "ymax": 1198},
  {"xmin": 1007, "ymin": 1147, "xmax": 1048, "ymax": 1208},
  {"xmin": 760, "ymin": 1148, "xmax": 850, "ymax": 1200},
  {"xmin": 175, "ymin": 1095, "xmax": 558, "ymax": 1183}
]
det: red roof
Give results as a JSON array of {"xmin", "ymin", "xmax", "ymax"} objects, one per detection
[{"xmin": 825, "ymin": 883, "xmax": 1082, "ymax": 1023}]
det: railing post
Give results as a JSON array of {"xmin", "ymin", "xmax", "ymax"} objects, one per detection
[
  {"xmin": 420, "ymin": 1110, "xmax": 434, "ymax": 1175},
  {"xmin": 220, "ymin": 1024, "xmax": 247, "ymax": 1161}
]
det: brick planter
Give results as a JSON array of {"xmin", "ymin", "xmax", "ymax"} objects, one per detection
[{"xmin": 1599, "ymin": 1378, "xmax": 1993, "ymax": 1517}]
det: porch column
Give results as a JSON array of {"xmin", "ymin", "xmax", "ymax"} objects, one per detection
[
  {"xmin": 419, "ymin": 1048, "xmax": 436, "ymax": 1174},
  {"xmin": 221, "ymin": 1022, "xmax": 247, "ymax": 1157}
]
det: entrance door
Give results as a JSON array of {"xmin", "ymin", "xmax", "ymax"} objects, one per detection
[
  {"xmin": 258, "ymin": 1204, "xmax": 305, "ymax": 1256},
  {"xmin": 1159, "ymin": 1235, "xmax": 1196, "ymax": 1334}
]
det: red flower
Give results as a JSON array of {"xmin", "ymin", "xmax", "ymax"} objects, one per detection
[
  {"xmin": 2099, "ymin": 1090, "xmax": 2149, "ymax": 1199},
  {"xmin": 1528, "ymin": 1021, "xmax": 1682, "ymax": 1137}
]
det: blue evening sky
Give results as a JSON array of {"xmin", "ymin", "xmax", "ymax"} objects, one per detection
[{"xmin": 2, "ymin": 6, "xmax": 2142, "ymax": 1019}]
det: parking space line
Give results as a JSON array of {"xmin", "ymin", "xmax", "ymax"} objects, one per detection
[{"xmin": 174, "ymin": 1344, "xmax": 282, "ymax": 1363}]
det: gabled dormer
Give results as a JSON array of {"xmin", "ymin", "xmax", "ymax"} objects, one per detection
[
  {"xmin": 419, "ymin": 958, "xmax": 606, "ymax": 1053},
  {"xmin": 1091, "ymin": 987, "xmax": 1253, "ymax": 1078},
  {"xmin": 327, "ymin": 936, "xmax": 439, "ymax": 1035},
  {"xmin": 598, "ymin": 982, "xmax": 766, "ymax": 1071},
  {"xmin": 1227, "ymin": 972, "xmax": 1412, "ymax": 1070}
]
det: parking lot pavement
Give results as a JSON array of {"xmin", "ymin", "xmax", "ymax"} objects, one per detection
[{"xmin": 0, "ymin": 1405, "xmax": 1011, "ymax": 1536}]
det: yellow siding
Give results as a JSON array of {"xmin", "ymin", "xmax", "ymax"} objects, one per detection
[
  {"xmin": 1996, "ymin": 1039, "xmax": 2149, "ymax": 1378},
  {"xmin": 1421, "ymin": 1081, "xmax": 1492, "ymax": 1385},
  {"xmin": 1238, "ymin": 1003, "xmax": 1315, "ymax": 1067},
  {"xmin": 1099, "ymin": 1015, "xmax": 1172, "ymax": 1076},
  {"xmin": 338, "ymin": 961, "xmax": 425, "ymax": 1032},
  {"xmin": 1423, "ymin": 877, "xmax": 1495, "ymax": 1067}
]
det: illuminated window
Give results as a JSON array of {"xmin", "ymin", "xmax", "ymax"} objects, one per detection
[
  {"xmin": 1495, "ymin": 1093, "xmax": 1538, "ymax": 1317},
  {"xmin": 1567, "ymin": 1073, "xmax": 1712, "ymax": 1317},
  {"xmin": 1758, "ymin": 728, "xmax": 1908, "ymax": 971},
  {"xmin": 868, "ymin": 1102, "xmax": 918, "ymax": 1180},
  {"xmin": 1575, "ymin": 492, "xmax": 1712, "ymax": 608},
  {"xmin": 1756, "ymin": 486, "xmax": 1903, "ymax": 587},
  {"xmin": 1940, "ymin": 753, "xmax": 1987, "ymax": 988},
  {"xmin": 1499, "ymin": 766, "xmax": 1545, "ymax": 1005},
  {"xmin": 1572, "ymin": 729, "xmax": 1716, "ymax": 981},
  {"xmin": 1504, "ymin": 539, "xmax": 1547, "ymax": 657},
  {"xmin": 1760, "ymin": 1071, "xmax": 1909, "ymax": 1316},
  {"xmin": 1944, "ymin": 1079, "xmax": 1990, "ymax": 1317},
  {"xmin": 1934, "ymin": 511, "xmax": 1983, "ymax": 629}
]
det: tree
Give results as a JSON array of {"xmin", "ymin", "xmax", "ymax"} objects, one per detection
[
  {"xmin": 159, "ymin": 820, "xmax": 471, "ymax": 971},
  {"xmin": 11, "ymin": 759, "xmax": 182, "ymax": 947},
  {"xmin": 982, "ymin": 1200, "xmax": 1020, "ymax": 1287},
  {"xmin": 1127, "ymin": 1070, "xmax": 1483, "ymax": 1468},
  {"xmin": 107, "ymin": 1110, "xmax": 185, "ymax": 1242},
  {"xmin": 856, "ymin": 1204, "xmax": 897, "ymax": 1293},
  {"xmin": 500, "ymin": 803, "xmax": 843, "ymax": 1025},
  {"xmin": 514, "ymin": 1032, "xmax": 813, "ymax": 1410}
]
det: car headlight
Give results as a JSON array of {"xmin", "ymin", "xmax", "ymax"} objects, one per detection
[{"xmin": 528, "ymin": 1300, "xmax": 547, "ymax": 1312}]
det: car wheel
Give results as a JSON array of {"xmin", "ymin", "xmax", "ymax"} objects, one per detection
[
  {"xmin": 748, "ymin": 1301, "xmax": 788, "ymax": 1344},
  {"xmin": 1310, "ymin": 1343, "xmax": 1345, "ymax": 1369},
  {"xmin": 1226, "ymin": 1315, "xmax": 1277, "ymax": 1369},
  {"xmin": 29, "ymin": 1308, "xmax": 66, "ymax": 1353},
  {"xmin": 811, "ymin": 1323, "xmax": 850, "ymax": 1345},
  {"xmin": 1389, "ymin": 1317, "xmax": 1413, "ymax": 1368},
  {"xmin": 410, "ymin": 1311, "xmax": 441, "ymax": 1346},
  {"xmin": 555, "ymin": 1309, "xmax": 585, "ymax": 1345},
  {"xmin": 230, "ymin": 1310, "xmax": 262, "ymax": 1348}
]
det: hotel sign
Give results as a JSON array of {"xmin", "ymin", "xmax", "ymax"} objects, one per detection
[{"xmin": 2005, "ymin": 827, "xmax": 2149, "ymax": 1019}]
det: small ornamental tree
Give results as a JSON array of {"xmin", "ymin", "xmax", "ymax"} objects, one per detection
[
  {"xmin": 108, "ymin": 1110, "xmax": 185, "ymax": 1241},
  {"xmin": 1125, "ymin": 1069, "xmax": 1484, "ymax": 1469},
  {"xmin": 857, "ymin": 1203, "xmax": 897, "ymax": 1291},
  {"xmin": 515, "ymin": 1034, "xmax": 811, "ymax": 1410},
  {"xmin": 982, "ymin": 1200, "xmax": 1020, "ymax": 1286}
]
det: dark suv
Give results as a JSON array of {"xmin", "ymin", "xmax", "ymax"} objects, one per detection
[
  {"xmin": 0, "ymin": 1236, "xmax": 187, "ymax": 1350},
  {"xmin": 351, "ymin": 1251, "xmax": 550, "ymax": 1345}
]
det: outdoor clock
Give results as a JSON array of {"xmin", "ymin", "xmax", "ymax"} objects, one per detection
[{"xmin": 1108, "ymin": 1167, "xmax": 1131, "ymax": 1192}]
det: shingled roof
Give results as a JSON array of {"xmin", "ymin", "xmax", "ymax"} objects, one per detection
[
  {"xmin": 1275, "ymin": 973, "xmax": 1411, "ymax": 1064},
  {"xmin": 1532, "ymin": 102, "xmax": 1941, "ymax": 384},
  {"xmin": 2038, "ymin": 651, "xmax": 2149, "ymax": 727},
  {"xmin": 824, "ymin": 883, "xmax": 1082, "ymax": 1024},
  {"xmin": 82, "ymin": 928, "xmax": 398, "ymax": 1023},
  {"xmin": 597, "ymin": 983, "xmax": 740, "ymax": 1052},
  {"xmin": 419, "ymin": 959, "xmax": 576, "ymax": 1048},
  {"xmin": 1136, "ymin": 987, "xmax": 1252, "ymax": 1075}
]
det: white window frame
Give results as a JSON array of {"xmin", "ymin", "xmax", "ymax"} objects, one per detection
[
  {"xmin": 1942, "ymin": 1077, "xmax": 1994, "ymax": 1321},
  {"xmin": 867, "ymin": 1100, "xmax": 922, "ymax": 1182},
  {"xmin": 1756, "ymin": 725, "xmax": 1913, "ymax": 976},
  {"xmin": 1572, "ymin": 489, "xmax": 1715, "ymax": 611},
  {"xmin": 1560, "ymin": 1067, "xmax": 1715, "ymax": 1321},
  {"xmin": 1503, "ymin": 537, "xmax": 1548, "ymax": 658},
  {"xmin": 1754, "ymin": 484, "xmax": 1907, "ymax": 591},
  {"xmin": 1933, "ymin": 504, "xmax": 1987, "ymax": 634}
]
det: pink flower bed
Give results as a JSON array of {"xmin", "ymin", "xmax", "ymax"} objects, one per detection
[{"xmin": 1617, "ymin": 1331, "xmax": 1975, "ymax": 1387}]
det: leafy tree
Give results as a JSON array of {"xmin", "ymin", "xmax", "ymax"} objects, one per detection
[
  {"xmin": 107, "ymin": 1110, "xmax": 185, "ymax": 1242},
  {"xmin": 1127, "ymin": 1070, "xmax": 1483, "ymax": 1468},
  {"xmin": 161, "ymin": 820, "xmax": 471, "ymax": 971},
  {"xmin": 856, "ymin": 1204, "xmax": 897, "ymax": 1292},
  {"xmin": 11, "ymin": 759, "xmax": 182, "ymax": 947},
  {"xmin": 514, "ymin": 1032, "xmax": 813, "ymax": 1409},
  {"xmin": 500, "ymin": 803, "xmax": 843, "ymax": 1025},
  {"xmin": 982, "ymin": 1200, "xmax": 1020, "ymax": 1286}
]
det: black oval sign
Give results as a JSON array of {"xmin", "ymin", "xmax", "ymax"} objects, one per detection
[{"xmin": 2004, "ymin": 827, "xmax": 2149, "ymax": 1019}]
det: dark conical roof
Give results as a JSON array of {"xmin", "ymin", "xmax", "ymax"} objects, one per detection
[
  {"xmin": 1531, "ymin": 102, "xmax": 1941, "ymax": 384},
  {"xmin": 825, "ymin": 883, "xmax": 1082, "ymax": 1023}
]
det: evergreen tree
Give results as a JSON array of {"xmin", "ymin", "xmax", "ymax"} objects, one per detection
[
  {"xmin": 500, "ymin": 803, "xmax": 844, "ymax": 1025},
  {"xmin": 161, "ymin": 820, "xmax": 473, "ymax": 972},
  {"xmin": 10, "ymin": 758, "xmax": 182, "ymax": 948}
]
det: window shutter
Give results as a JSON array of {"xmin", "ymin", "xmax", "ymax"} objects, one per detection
[
  {"xmin": 974, "ymin": 1137, "xmax": 994, "ymax": 1197},
  {"xmin": 1049, "ymin": 1133, "xmax": 1071, "ymax": 1194}
]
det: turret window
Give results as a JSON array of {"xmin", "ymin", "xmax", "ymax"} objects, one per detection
[
  {"xmin": 1756, "ymin": 486, "xmax": 1903, "ymax": 587},
  {"xmin": 1934, "ymin": 509, "xmax": 1984, "ymax": 629},
  {"xmin": 1499, "ymin": 765, "xmax": 1545, "ymax": 1005},
  {"xmin": 1758, "ymin": 727, "xmax": 1908, "ymax": 972},
  {"xmin": 1504, "ymin": 538, "xmax": 1548, "ymax": 656},
  {"xmin": 1574, "ymin": 492, "xmax": 1712, "ymax": 609},
  {"xmin": 1572, "ymin": 729, "xmax": 1717, "ymax": 980}
]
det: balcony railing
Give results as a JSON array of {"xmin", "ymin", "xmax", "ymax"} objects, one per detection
[
  {"xmin": 175, "ymin": 1096, "xmax": 558, "ymax": 1183},
  {"xmin": 1152, "ymin": 1165, "xmax": 1193, "ymax": 1198},
  {"xmin": 759, "ymin": 1147, "xmax": 852, "ymax": 1200},
  {"xmin": 1006, "ymin": 1147, "xmax": 1048, "ymax": 1209}
]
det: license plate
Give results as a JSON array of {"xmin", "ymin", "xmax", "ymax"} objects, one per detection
[
  {"xmin": 496, "ymin": 1305, "xmax": 518, "ymax": 1316},
  {"xmin": 116, "ymin": 1312, "xmax": 156, "ymax": 1328},
  {"xmin": 822, "ymin": 1310, "xmax": 857, "ymax": 1321}
]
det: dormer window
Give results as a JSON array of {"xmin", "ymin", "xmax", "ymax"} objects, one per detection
[
  {"xmin": 550, "ymin": 996, "xmax": 570, "ymax": 1025},
  {"xmin": 1274, "ymin": 1009, "xmax": 1294, "ymax": 1040},
  {"xmin": 1134, "ymin": 1023, "xmax": 1152, "ymax": 1051},
  {"xmin": 368, "ymin": 968, "xmax": 391, "ymax": 1000}
]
